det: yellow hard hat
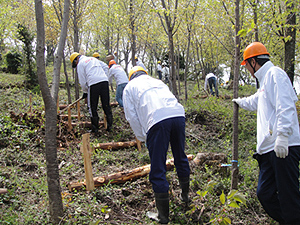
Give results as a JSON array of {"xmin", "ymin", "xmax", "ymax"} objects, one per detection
[
  {"xmin": 129, "ymin": 66, "xmax": 148, "ymax": 81},
  {"xmin": 158, "ymin": 61, "xmax": 161, "ymax": 64},
  {"xmin": 93, "ymin": 52, "xmax": 100, "ymax": 58},
  {"xmin": 135, "ymin": 56, "xmax": 138, "ymax": 60},
  {"xmin": 70, "ymin": 52, "xmax": 80, "ymax": 63}
]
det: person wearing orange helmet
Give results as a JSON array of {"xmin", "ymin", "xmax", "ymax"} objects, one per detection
[
  {"xmin": 70, "ymin": 52, "xmax": 113, "ymax": 132},
  {"xmin": 123, "ymin": 66, "xmax": 190, "ymax": 224},
  {"xmin": 108, "ymin": 60, "xmax": 128, "ymax": 107},
  {"xmin": 233, "ymin": 42, "xmax": 300, "ymax": 223}
]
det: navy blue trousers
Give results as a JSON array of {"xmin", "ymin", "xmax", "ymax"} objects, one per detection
[
  {"xmin": 255, "ymin": 146, "xmax": 300, "ymax": 224},
  {"xmin": 146, "ymin": 117, "xmax": 190, "ymax": 193},
  {"xmin": 208, "ymin": 77, "xmax": 219, "ymax": 97}
]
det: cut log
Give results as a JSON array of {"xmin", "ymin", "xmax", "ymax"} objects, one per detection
[
  {"xmin": 68, "ymin": 154, "xmax": 194, "ymax": 191},
  {"xmin": 192, "ymin": 152, "xmax": 227, "ymax": 165},
  {"xmin": 0, "ymin": 188, "xmax": 8, "ymax": 194},
  {"xmin": 60, "ymin": 121, "xmax": 105, "ymax": 128},
  {"xmin": 94, "ymin": 140, "xmax": 138, "ymax": 150}
]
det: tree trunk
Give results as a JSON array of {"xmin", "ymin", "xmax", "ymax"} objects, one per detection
[
  {"xmin": 35, "ymin": 0, "xmax": 70, "ymax": 223},
  {"xmin": 73, "ymin": 0, "xmax": 80, "ymax": 100},
  {"xmin": 231, "ymin": 0, "xmax": 240, "ymax": 190},
  {"xmin": 130, "ymin": 0, "xmax": 136, "ymax": 66},
  {"xmin": 284, "ymin": 1, "xmax": 296, "ymax": 85}
]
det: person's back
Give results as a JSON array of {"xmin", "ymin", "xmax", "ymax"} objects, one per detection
[{"xmin": 109, "ymin": 64, "xmax": 128, "ymax": 86}]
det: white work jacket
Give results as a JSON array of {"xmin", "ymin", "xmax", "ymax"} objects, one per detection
[
  {"xmin": 77, "ymin": 55, "xmax": 108, "ymax": 93},
  {"xmin": 237, "ymin": 61, "xmax": 300, "ymax": 154},
  {"xmin": 157, "ymin": 64, "xmax": 162, "ymax": 72},
  {"xmin": 136, "ymin": 60, "xmax": 147, "ymax": 71},
  {"xmin": 123, "ymin": 75, "xmax": 185, "ymax": 142},
  {"xmin": 99, "ymin": 60, "xmax": 109, "ymax": 76},
  {"xmin": 204, "ymin": 73, "xmax": 218, "ymax": 90},
  {"xmin": 108, "ymin": 64, "xmax": 128, "ymax": 86}
]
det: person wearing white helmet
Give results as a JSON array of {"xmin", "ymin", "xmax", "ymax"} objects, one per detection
[
  {"xmin": 233, "ymin": 42, "xmax": 300, "ymax": 224},
  {"xmin": 123, "ymin": 66, "xmax": 190, "ymax": 224},
  {"xmin": 70, "ymin": 52, "xmax": 113, "ymax": 132},
  {"xmin": 108, "ymin": 60, "xmax": 128, "ymax": 107}
]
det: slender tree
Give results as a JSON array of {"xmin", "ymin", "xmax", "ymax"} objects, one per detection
[{"xmin": 35, "ymin": 0, "xmax": 70, "ymax": 223}]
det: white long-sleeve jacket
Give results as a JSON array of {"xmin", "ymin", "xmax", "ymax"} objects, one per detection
[
  {"xmin": 123, "ymin": 75, "xmax": 185, "ymax": 142},
  {"xmin": 237, "ymin": 61, "xmax": 300, "ymax": 154},
  {"xmin": 136, "ymin": 60, "xmax": 147, "ymax": 71},
  {"xmin": 108, "ymin": 64, "xmax": 128, "ymax": 86},
  {"xmin": 204, "ymin": 73, "xmax": 218, "ymax": 90},
  {"xmin": 99, "ymin": 60, "xmax": 109, "ymax": 76},
  {"xmin": 77, "ymin": 55, "xmax": 108, "ymax": 93}
]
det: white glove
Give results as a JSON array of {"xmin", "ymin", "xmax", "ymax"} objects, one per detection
[
  {"xmin": 274, "ymin": 135, "xmax": 289, "ymax": 158},
  {"xmin": 232, "ymin": 98, "xmax": 242, "ymax": 106}
]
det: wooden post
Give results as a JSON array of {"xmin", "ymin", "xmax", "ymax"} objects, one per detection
[
  {"xmin": 68, "ymin": 108, "xmax": 72, "ymax": 131},
  {"xmin": 81, "ymin": 133, "xmax": 94, "ymax": 191},
  {"xmin": 57, "ymin": 96, "xmax": 60, "ymax": 114},
  {"xmin": 103, "ymin": 113, "xmax": 107, "ymax": 129},
  {"xmin": 29, "ymin": 94, "xmax": 32, "ymax": 113},
  {"xmin": 77, "ymin": 101, "xmax": 81, "ymax": 121},
  {"xmin": 135, "ymin": 137, "xmax": 142, "ymax": 152}
]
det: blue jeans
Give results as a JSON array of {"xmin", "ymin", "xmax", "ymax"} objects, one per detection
[
  {"xmin": 208, "ymin": 77, "xmax": 218, "ymax": 97},
  {"xmin": 116, "ymin": 83, "xmax": 127, "ymax": 107},
  {"xmin": 146, "ymin": 117, "xmax": 190, "ymax": 193},
  {"xmin": 255, "ymin": 146, "xmax": 300, "ymax": 223}
]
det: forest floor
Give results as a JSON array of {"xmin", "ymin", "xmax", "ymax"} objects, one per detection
[{"xmin": 0, "ymin": 73, "xmax": 281, "ymax": 224}]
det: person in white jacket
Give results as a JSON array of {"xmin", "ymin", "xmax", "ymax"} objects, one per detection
[
  {"xmin": 233, "ymin": 42, "xmax": 300, "ymax": 224},
  {"xmin": 70, "ymin": 52, "xmax": 113, "ymax": 132},
  {"xmin": 123, "ymin": 66, "xmax": 190, "ymax": 224},
  {"xmin": 135, "ymin": 56, "xmax": 147, "ymax": 71},
  {"xmin": 108, "ymin": 60, "xmax": 128, "ymax": 107},
  {"xmin": 204, "ymin": 73, "xmax": 219, "ymax": 97}
]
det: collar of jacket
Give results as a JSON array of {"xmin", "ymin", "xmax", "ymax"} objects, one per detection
[
  {"xmin": 130, "ymin": 71, "xmax": 147, "ymax": 81},
  {"xmin": 254, "ymin": 61, "xmax": 274, "ymax": 84}
]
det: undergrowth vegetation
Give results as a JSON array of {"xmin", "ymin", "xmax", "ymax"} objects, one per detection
[{"xmin": 0, "ymin": 71, "xmax": 286, "ymax": 224}]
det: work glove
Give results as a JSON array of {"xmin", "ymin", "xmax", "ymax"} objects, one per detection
[
  {"xmin": 82, "ymin": 93, "xmax": 88, "ymax": 99},
  {"xmin": 232, "ymin": 98, "xmax": 242, "ymax": 106},
  {"xmin": 274, "ymin": 134, "xmax": 289, "ymax": 158}
]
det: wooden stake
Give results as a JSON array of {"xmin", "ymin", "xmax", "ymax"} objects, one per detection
[
  {"xmin": 0, "ymin": 188, "xmax": 8, "ymax": 194},
  {"xmin": 67, "ymin": 108, "xmax": 72, "ymax": 131},
  {"xmin": 57, "ymin": 96, "xmax": 60, "ymax": 114},
  {"xmin": 29, "ymin": 94, "xmax": 32, "ymax": 113},
  {"xmin": 77, "ymin": 101, "xmax": 81, "ymax": 121},
  {"xmin": 103, "ymin": 113, "xmax": 107, "ymax": 129},
  {"xmin": 81, "ymin": 133, "xmax": 94, "ymax": 191},
  {"xmin": 135, "ymin": 137, "xmax": 142, "ymax": 152}
]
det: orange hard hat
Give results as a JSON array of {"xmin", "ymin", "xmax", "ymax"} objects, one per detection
[
  {"xmin": 241, "ymin": 42, "xmax": 269, "ymax": 65},
  {"xmin": 109, "ymin": 60, "xmax": 116, "ymax": 66}
]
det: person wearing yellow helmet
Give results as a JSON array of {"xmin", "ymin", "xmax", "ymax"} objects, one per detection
[
  {"xmin": 123, "ymin": 66, "xmax": 190, "ymax": 224},
  {"xmin": 233, "ymin": 42, "xmax": 300, "ymax": 224},
  {"xmin": 134, "ymin": 56, "xmax": 147, "ymax": 71},
  {"xmin": 107, "ymin": 60, "xmax": 128, "ymax": 107},
  {"xmin": 157, "ymin": 60, "xmax": 162, "ymax": 80},
  {"xmin": 92, "ymin": 52, "xmax": 109, "ymax": 76},
  {"xmin": 70, "ymin": 52, "xmax": 113, "ymax": 132}
]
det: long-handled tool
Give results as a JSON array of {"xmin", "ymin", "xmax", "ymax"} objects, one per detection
[{"xmin": 59, "ymin": 97, "xmax": 83, "ymax": 115}]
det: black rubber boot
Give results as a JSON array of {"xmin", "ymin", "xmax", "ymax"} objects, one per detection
[
  {"xmin": 179, "ymin": 176, "xmax": 190, "ymax": 203},
  {"xmin": 91, "ymin": 117, "xmax": 99, "ymax": 133},
  {"xmin": 146, "ymin": 193, "xmax": 169, "ymax": 224}
]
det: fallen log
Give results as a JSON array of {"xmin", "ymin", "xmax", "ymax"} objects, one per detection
[
  {"xmin": 0, "ymin": 188, "xmax": 8, "ymax": 194},
  {"xmin": 94, "ymin": 140, "xmax": 139, "ymax": 150},
  {"xmin": 60, "ymin": 121, "xmax": 105, "ymax": 128},
  {"xmin": 59, "ymin": 101, "xmax": 119, "ymax": 110},
  {"xmin": 68, "ymin": 154, "xmax": 194, "ymax": 191}
]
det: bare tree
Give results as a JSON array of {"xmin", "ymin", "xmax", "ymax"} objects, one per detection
[
  {"xmin": 35, "ymin": 0, "xmax": 70, "ymax": 223},
  {"xmin": 232, "ymin": 0, "xmax": 240, "ymax": 190}
]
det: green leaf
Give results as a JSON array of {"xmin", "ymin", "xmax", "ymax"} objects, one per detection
[
  {"xmin": 227, "ymin": 189, "xmax": 238, "ymax": 199},
  {"xmin": 228, "ymin": 201, "xmax": 240, "ymax": 208},
  {"xmin": 232, "ymin": 193, "xmax": 247, "ymax": 205},
  {"xmin": 220, "ymin": 191, "xmax": 225, "ymax": 205},
  {"xmin": 224, "ymin": 217, "xmax": 232, "ymax": 224}
]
